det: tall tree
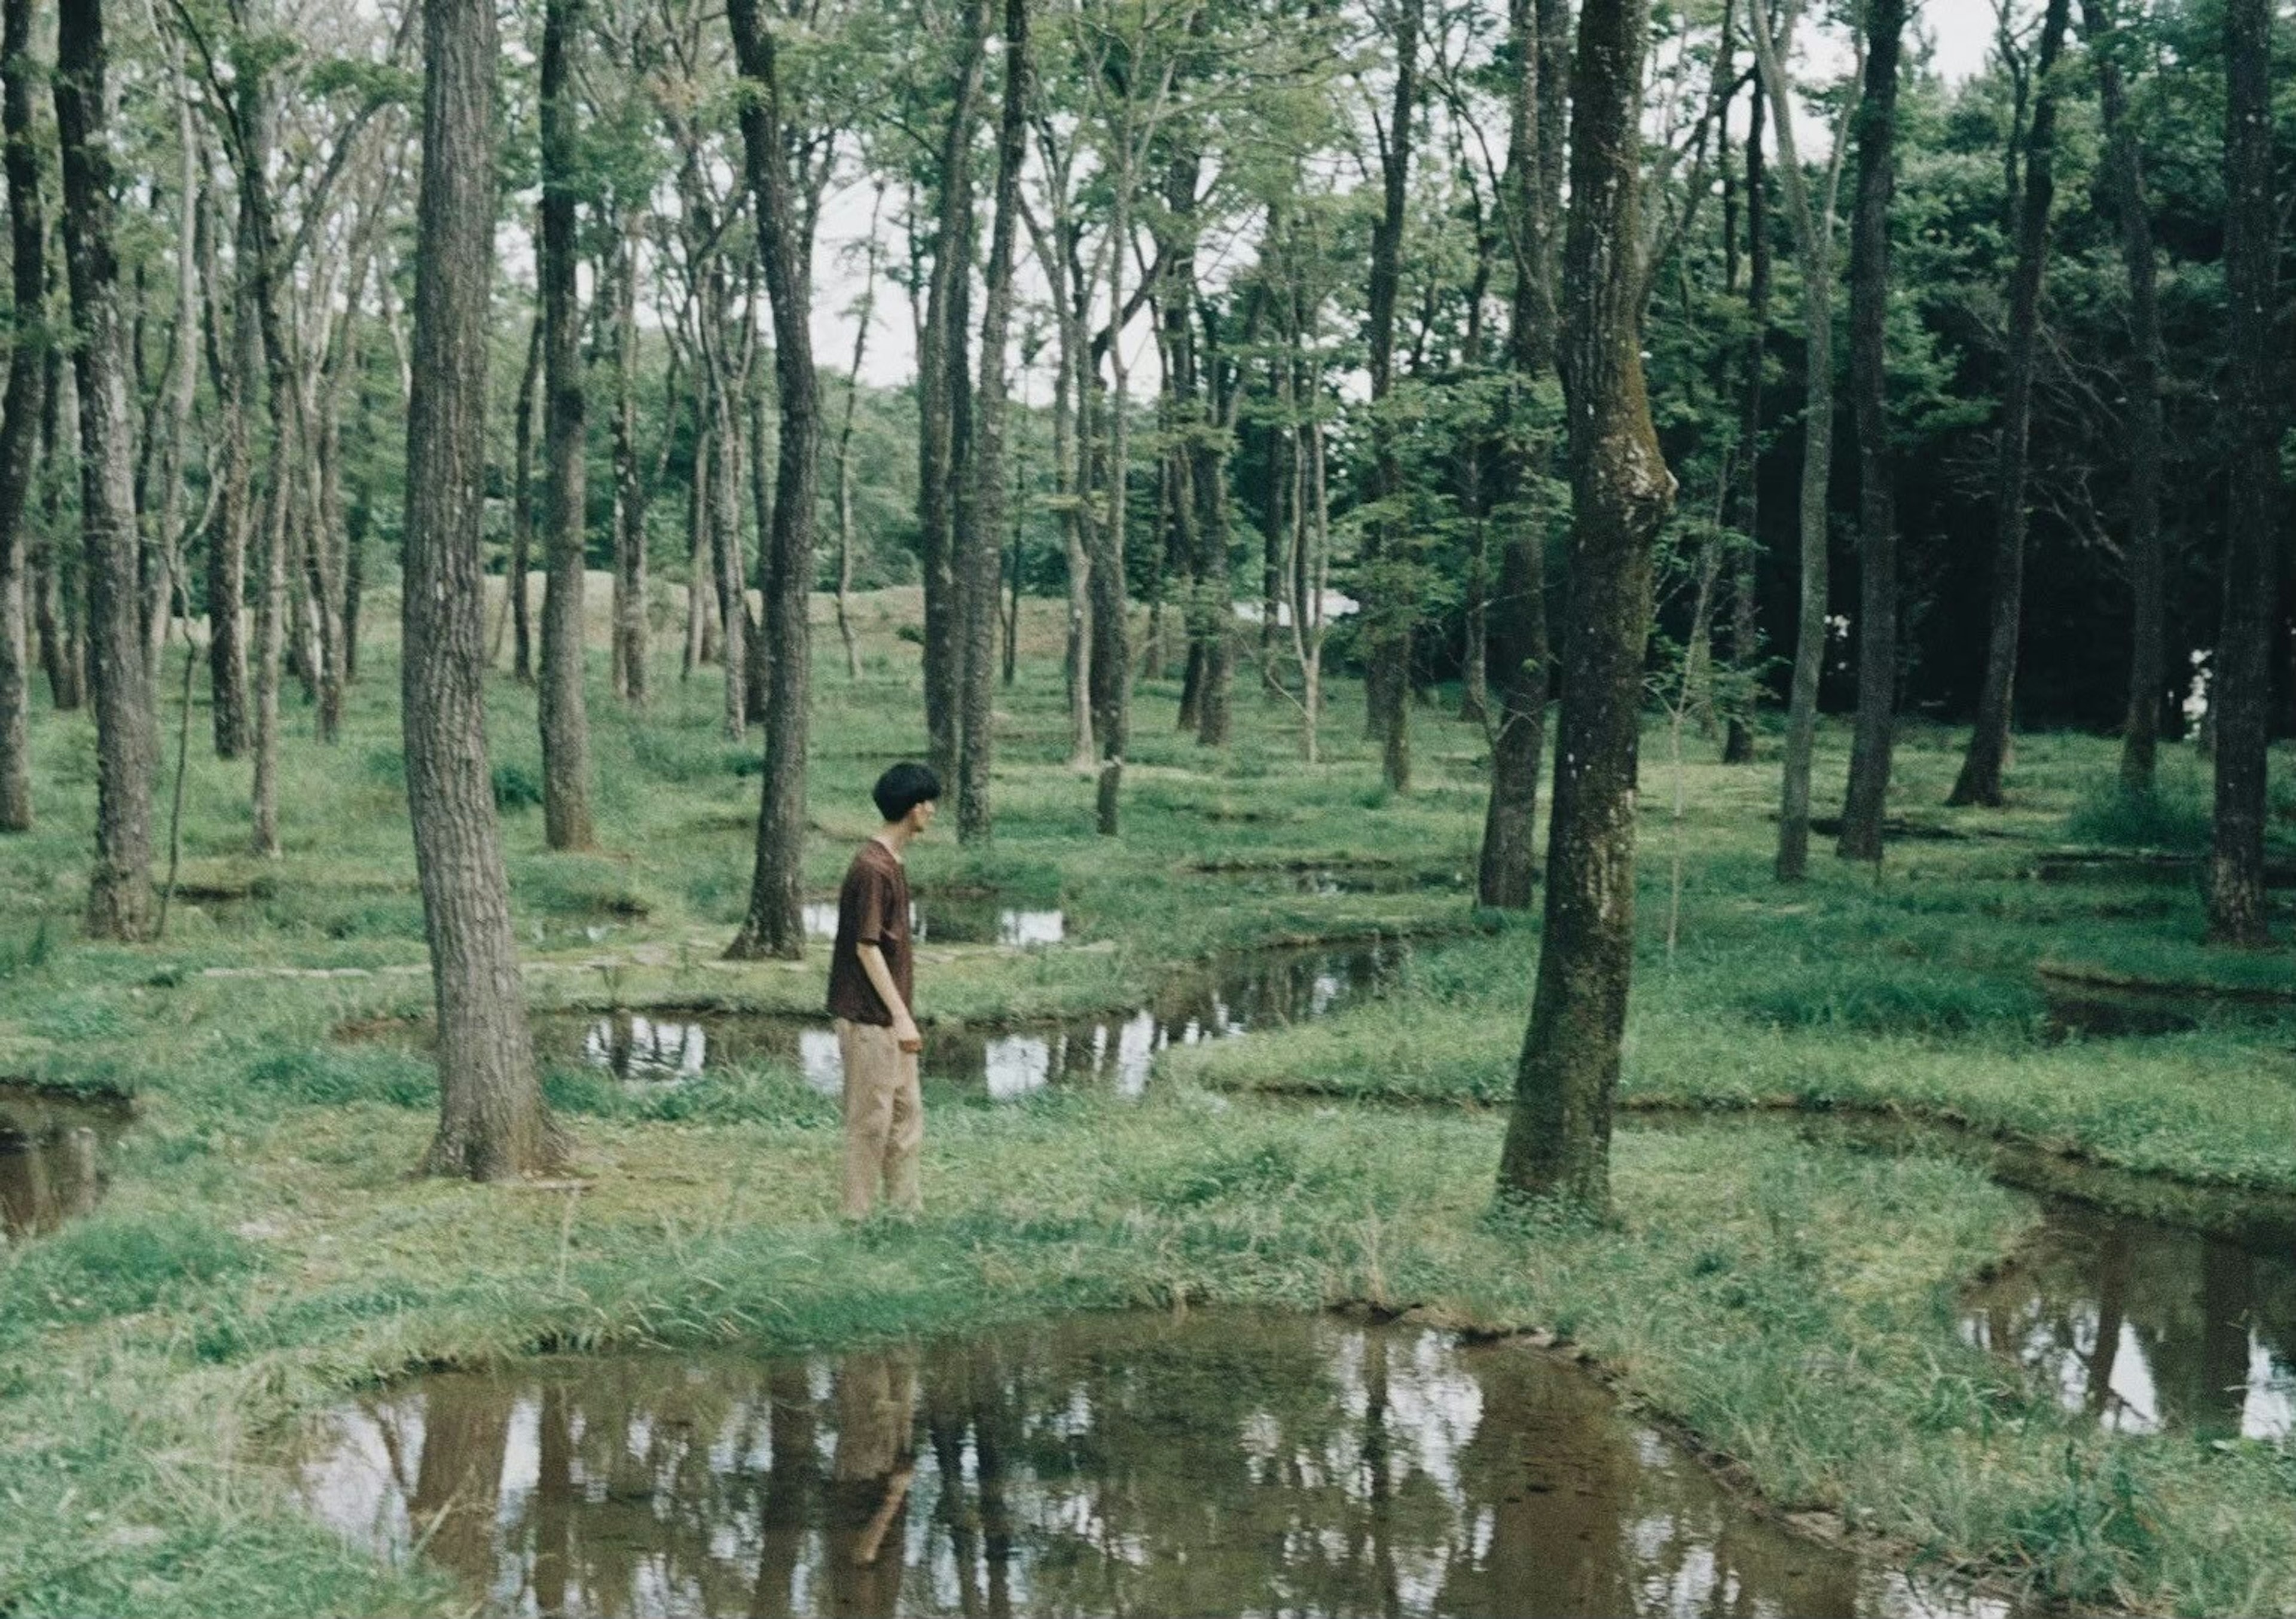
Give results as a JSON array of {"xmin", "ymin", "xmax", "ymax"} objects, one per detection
[
  {"xmin": 0, "ymin": 0, "xmax": 44, "ymax": 834},
  {"xmin": 1495, "ymin": 0, "xmax": 1675, "ymax": 1212},
  {"xmin": 199, "ymin": 179, "xmax": 249, "ymax": 754},
  {"xmin": 2209, "ymin": 0, "xmax": 2275, "ymax": 945},
  {"xmin": 402, "ymin": 0, "xmax": 567, "ymax": 1177},
  {"xmin": 723, "ymin": 0, "xmax": 826, "ymax": 960},
  {"xmin": 1949, "ymin": 0, "xmax": 2071, "ymax": 808},
  {"xmin": 1474, "ymin": 0, "xmax": 1562, "ymax": 910},
  {"xmin": 955, "ymin": 0, "xmax": 1030, "ymax": 844},
  {"xmin": 1835, "ymin": 0, "xmax": 1905, "ymax": 863},
  {"xmin": 609, "ymin": 211, "xmax": 649, "ymax": 707},
  {"xmin": 508, "ymin": 312, "xmax": 540, "ymax": 682},
  {"xmin": 2083, "ymin": 0, "xmax": 2165, "ymax": 796},
  {"xmin": 1362, "ymin": 0, "xmax": 1423, "ymax": 793},
  {"xmin": 1749, "ymin": 0, "xmax": 1857, "ymax": 881},
  {"xmin": 55, "ymin": 0, "xmax": 155, "ymax": 939},
  {"xmin": 539, "ymin": 0, "xmax": 596, "ymax": 851},
  {"xmin": 1721, "ymin": 74, "xmax": 1768, "ymax": 766}
]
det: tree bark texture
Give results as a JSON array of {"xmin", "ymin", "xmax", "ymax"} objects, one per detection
[
  {"xmin": 56, "ymin": 0, "xmax": 154, "ymax": 939},
  {"xmin": 610, "ymin": 215, "xmax": 649, "ymax": 706},
  {"xmin": 1950, "ymin": 0, "xmax": 2070, "ymax": 807},
  {"xmin": 538, "ymin": 0, "xmax": 596, "ymax": 852},
  {"xmin": 0, "ymin": 0, "xmax": 44, "ymax": 833},
  {"xmin": 197, "ymin": 182, "xmax": 247, "ymax": 755},
  {"xmin": 1477, "ymin": 0, "xmax": 1561, "ymax": 911},
  {"xmin": 1723, "ymin": 78, "xmax": 1767, "ymax": 766},
  {"xmin": 2083, "ymin": 0, "xmax": 2166, "ymax": 796},
  {"xmin": 1836, "ymin": 0, "xmax": 1904, "ymax": 864},
  {"xmin": 509, "ymin": 313, "xmax": 540, "ymax": 682},
  {"xmin": 2209, "ymin": 0, "xmax": 2276, "ymax": 945},
  {"xmin": 403, "ymin": 0, "xmax": 566, "ymax": 1178},
  {"xmin": 725, "ymin": 0, "xmax": 822, "ymax": 961},
  {"xmin": 1363, "ymin": 0, "xmax": 1422, "ymax": 792},
  {"xmin": 1496, "ymin": 0, "xmax": 1675, "ymax": 1214},
  {"xmin": 955, "ymin": 0, "xmax": 1029, "ymax": 844}
]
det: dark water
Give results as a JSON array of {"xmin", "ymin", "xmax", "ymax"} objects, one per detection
[
  {"xmin": 1962, "ymin": 1203, "xmax": 2296, "ymax": 1440},
  {"xmin": 0, "ymin": 1085, "xmax": 128, "ymax": 1241},
  {"xmin": 545, "ymin": 942, "xmax": 1407, "ymax": 1097},
  {"xmin": 2037, "ymin": 969, "xmax": 2291, "ymax": 1039},
  {"xmin": 293, "ymin": 1311, "xmax": 2005, "ymax": 1619},
  {"xmin": 1205, "ymin": 863, "xmax": 1472, "ymax": 897},
  {"xmin": 801, "ymin": 899, "xmax": 1069, "ymax": 948}
]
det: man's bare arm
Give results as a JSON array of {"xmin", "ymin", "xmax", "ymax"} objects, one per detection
[{"xmin": 855, "ymin": 942, "xmax": 922, "ymax": 1050}]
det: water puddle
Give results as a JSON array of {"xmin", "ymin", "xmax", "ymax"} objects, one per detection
[
  {"xmin": 544, "ymin": 942, "xmax": 1405, "ymax": 1097},
  {"xmin": 291, "ymin": 1310, "xmax": 2006, "ymax": 1618},
  {"xmin": 2038, "ymin": 967, "xmax": 2293, "ymax": 1039},
  {"xmin": 1962, "ymin": 1203, "xmax": 2296, "ymax": 1440},
  {"xmin": 802, "ymin": 896, "xmax": 1068, "ymax": 948},
  {"xmin": 0, "ymin": 1085, "xmax": 129, "ymax": 1241},
  {"xmin": 1201, "ymin": 861, "xmax": 1471, "ymax": 896}
]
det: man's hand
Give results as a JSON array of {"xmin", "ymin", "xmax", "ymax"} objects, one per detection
[{"xmin": 891, "ymin": 1012, "xmax": 923, "ymax": 1053}]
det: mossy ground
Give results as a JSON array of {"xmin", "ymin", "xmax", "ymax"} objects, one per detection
[{"xmin": 4, "ymin": 594, "xmax": 2294, "ymax": 1616}]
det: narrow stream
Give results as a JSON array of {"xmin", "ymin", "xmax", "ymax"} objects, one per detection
[
  {"xmin": 293, "ymin": 1310, "xmax": 2010, "ymax": 1619},
  {"xmin": 0, "ymin": 1085, "xmax": 129, "ymax": 1241}
]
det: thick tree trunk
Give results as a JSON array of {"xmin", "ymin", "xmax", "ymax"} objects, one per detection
[
  {"xmin": 1477, "ymin": 0, "xmax": 1561, "ymax": 911},
  {"xmin": 918, "ymin": 0, "xmax": 990, "ymax": 794},
  {"xmin": 538, "ymin": 0, "xmax": 595, "ymax": 851},
  {"xmin": 955, "ymin": 0, "xmax": 1028, "ymax": 844},
  {"xmin": 1950, "ymin": 0, "xmax": 2071, "ymax": 808},
  {"xmin": 509, "ymin": 314, "xmax": 540, "ymax": 682},
  {"xmin": 1363, "ymin": 0, "xmax": 1422, "ymax": 793},
  {"xmin": 1723, "ymin": 79, "xmax": 1768, "ymax": 766},
  {"xmin": 725, "ymin": 0, "xmax": 822, "ymax": 962},
  {"xmin": 610, "ymin": 216, "xmax": 649, "ymax": 707},
  {"xmin": 2209, "ymin": 0, "xmax": 2275, "ymax": 945},
  {"xmin": 2083, "ymin": 0, "xmax": 2166, "ymax": 796},
  {"xmin": 404, "ymin": 0, "xmax": 566, "ymax": 1179},
  {"xmin": 1836, "ymin": 0, "xmax": 1904, "ymax": 863},
  {"xmin": 1497, "ymin": 0, "xmax": 1675, "ymax": 1214},
  {"xmin": 0, "ymin": 0, "xmax": 44, "ymax": 833},
  {"xmin": 55, "ymin": 0, "xmax": 154, "ymax": 939}
]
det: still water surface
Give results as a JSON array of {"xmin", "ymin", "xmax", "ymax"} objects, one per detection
[
  {"xmin": 295, "ymin": 1311, "xmax": 2008, "ymax": 1619},
  {"xmin": 0, "ymin": 1085, "xmax": 127, "ymax": 1241}
]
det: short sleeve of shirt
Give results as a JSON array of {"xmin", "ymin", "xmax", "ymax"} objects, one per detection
[{"xmin": 850, "ymin": 860, "xmax": 893, "ymax": 945}]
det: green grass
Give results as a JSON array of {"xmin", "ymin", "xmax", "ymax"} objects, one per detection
[{"xmin": 3, "ymin": 595, "xmax": 2296, "ymax": 1615}]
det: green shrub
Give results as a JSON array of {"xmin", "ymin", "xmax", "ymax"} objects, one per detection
[
  {"xmin": 491, "ymin": 762, "xmax": 545, "ymax": 812},
  {"xmin": 2064, "ymin": 780, "xmax": 2210, "ymax": 851}
]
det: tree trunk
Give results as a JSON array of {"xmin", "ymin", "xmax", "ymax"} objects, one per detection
[
  {"xmin": 404, "ymin": 0, "xmax": 566, "ymax": 1179},
  {"xmin": 509, "ymin": 313, "xmax": 540, "ymax": 682},
  {"xmin": 1363, "ymin": 0, "xmax": 1422, "ymax": 793},
  {"xmin": 1950, "ymin": 0, "xmax": 2070, "ymax": 808},
  {"xmin": 725, "ymin": 0, "xmax": 822, "ymax": 962},
  {"xmin": 955, "ymin": 0, "xmax": 1028, "ymax": 845},
  {"xmin": 1092, "ymin": 175, "xmax": 1135, "ymax": 836},
  {"xmin": 55, "ymin": 0, "xmax": 155, "ymax": 939},
  {"xmin": 683, "ymin": 417, "xmax": 710, "ymax": 678},
  {"xmin": 0, "ymin": 0, "xmax": 44, "ymax": 833},
  {"xmin": 2209, "ymin": 0, "xmax": 2275, "ymax": 945},
  {"xmin": 833, "ymin": 190, "xmax": 883, "ymax": 687},
  {"xmin": 1749, "ymin": 0, "xmax": 1845, "ymax": 882},
  {"xmin": 918, "ymin": 0, "xmax": 991, "ymax": 794},
  {"xmin": 2083, "ymin": 0, "xmax": 2166, "ymax": 796},
  {"xmin": 1496, "ymin": 0, "xmax": 1675, "ymax": 1214},
  {"xmin": 1723, "ymin": 77, "xmax": 1768, "ymax": 766},
  {"xmin": 196, "ymin": 184, "xmax": 246, "ymax": 753},
  {"xmin": 610, "ymin": 215, "xmax": 649, "ymax": 707},
  {"xmin": 34, "ymin": 346, "xmax": 83, "ymax": 714},
  {"xmin": 538, "ymin": 0, "xmax": 595, "ymax": 851},
  {"xmin": 1477, "ymin": 0, "xmax": 1561, "ymax": 911},
  {"xmin": 1836, "ymin": 0, "xmax": 1904, "ymax": 863},
  {"xmin": 1193, "ymin": 298, "xmax": 1236, "ymax": 748}
]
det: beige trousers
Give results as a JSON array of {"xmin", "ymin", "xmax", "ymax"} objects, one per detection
[{"xmin": 835, "ymin": 1017, "xmax": 921, "ymax": 1217}]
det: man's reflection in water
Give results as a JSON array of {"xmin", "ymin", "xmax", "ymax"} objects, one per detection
[{"xmin": 827, "ymin": 1349, "xmax": 918, "ymax": 1619}]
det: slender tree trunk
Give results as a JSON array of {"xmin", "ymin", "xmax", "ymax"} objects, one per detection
[
  {"xmin": 725, "ymin": 0, "xmax": 822, "ymax": 961},
  {"xmin": 1836, "ymin": 0, "xmax": 1904, "ymax": 863},
  {"xmin": 683, "ymin": 417, "xmax": 709, "ymax": 679},
  {"xmin": 1363, "ymin": 0, "xmax": 1422, "ymax": 793},
  {"xmin": 0, "ymin": 0, "xmax": 43, "ymax": 833},
  {"xmin": 197, "ymin": 185, "xmax": 246, "ymax": 753},
  {"xmin": 611, "ymin": 215, "xmax": 649, "ymax": 707},
  {"xmin": 509, "ymin": 313, "xmax": 540, "ymax": 682},
  {"xmin": 33, "ymin": 347, "xmax": 83, "ymax": 714},
  {"xmin": 1193, "ymin": 298, "xmax": 1237, "ymax": 748},
  {"xmin": 1477, "ymin": 0, "xmax": 1561, "ymax": 911},
  {"xmin": 1950, "ymin": 0, "xmax": 2071, "ymax": 808},
  {"xmin": 538, "ymin": 0, "xmax": 595, "ymax": 851},
  {"xmin": 2209, "ymin": 0, "xmax": 2275, "ymax": 945},
  {"xmin": 743, "ymin": 273, "xmax": 773, "ymax": 728},
  {"xmin": 2083, "ymin": 0, "xmax": 2166, "ymax": 796},
  {"xmin": 55, "ymin": 0, "xmax": 154, "ymax": 938},
  {"xmin": 249, "ymin": 369, "xmax": 287, "ymax": 857},
  {"xmin": 833, "ymin": 189, "xmax": 884, "ymax": 686},
  {"xmin": 955, "ymin": 0, "xmax": 1029, "ymax": 844},
  {"xmin": 1723, "ymin": 77, "xmax": 1768, "ymax": 766},
  {"xmin": 404, "ymin": 0, "xmax": 567, "ymax": 1178},
  {"xmin": 1093, "ymin": 176, "xmax": 1135, "ymax": 836},
  {"xmin": 1497, "ymin": 0, "xmax": 1675, "ymax": 1213}
]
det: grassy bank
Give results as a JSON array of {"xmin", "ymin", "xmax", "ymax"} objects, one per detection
[{"xmin": 4, "ymin": 597, "xmax": 2295, "ymax": 1614}]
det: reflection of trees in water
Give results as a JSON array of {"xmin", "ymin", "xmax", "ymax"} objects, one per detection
[
  {"xmin": 0, "ymin": 1103, "xmax": 112, "ymax": 1239},
  {"xmin": 312, "ymin": 1313, "xmax": 1890, "ymax": 1619}
]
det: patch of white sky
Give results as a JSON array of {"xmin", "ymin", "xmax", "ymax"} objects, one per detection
[{"xmin": 567, "ymin": 0, "xmax": 2007, "ymax": 401}]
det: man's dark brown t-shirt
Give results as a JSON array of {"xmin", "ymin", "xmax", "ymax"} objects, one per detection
[{"xmin": 826, "ymin": 839, "xmax": 912, "ymax": 1025}]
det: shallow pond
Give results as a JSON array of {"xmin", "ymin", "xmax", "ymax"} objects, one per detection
[
  {"xmin": 801, "ymin": 897, "xmax": 1069, "ymax": 948},
  {"xmin": 292, "ymin": 1310, "xmax": 2005, "ymax": 1619},
  {"xmin": 1962, "ymin": 1202, "xmax": 2296, "ymax": 1440},
  {"xmin": 546, "ymin": 941, "xmax": 1406, "ymax": 1096},
  {"xmin": 0, "ymin": 1085, "xmax": 129, "ymax": 1241}
]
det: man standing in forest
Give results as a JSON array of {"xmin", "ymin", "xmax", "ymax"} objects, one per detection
[{"xmin": 826, "ymin": 763, "xmax": 939, "ymax": 1218}]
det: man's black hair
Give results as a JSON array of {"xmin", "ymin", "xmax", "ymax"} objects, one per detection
[{"xmin": 873, "ymin": 762, "xmax": 943, "ymax": 823}]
